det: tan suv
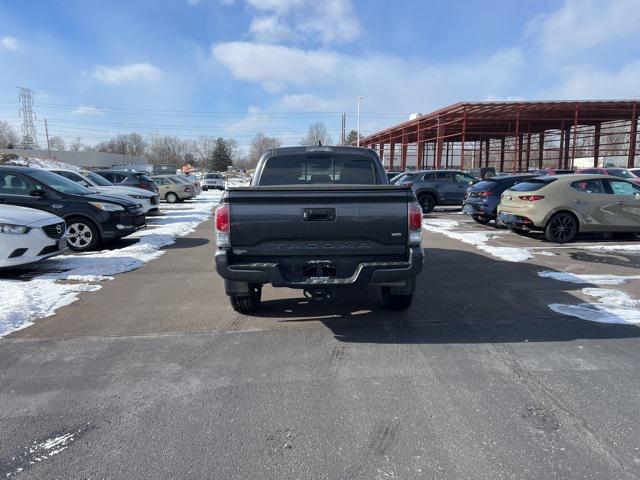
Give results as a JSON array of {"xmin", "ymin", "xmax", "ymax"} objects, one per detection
[
  {"xmin": 498, "ymin": 174, "xmax": 640, "ymax": 243},
  {"xmin": 151, "ymin": 175, "xmax": 196, "ymax": 203}
]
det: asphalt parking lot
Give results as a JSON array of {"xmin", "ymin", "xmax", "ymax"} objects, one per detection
[{"xmin": 1, "ymin": 209, "xmax": 640, "ymax": 479}]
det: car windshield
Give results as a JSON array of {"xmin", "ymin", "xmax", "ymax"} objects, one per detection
[
  {"xmin": 171, "ymin": 176, "xmax": 191, "ymax": 184},
  {"xmin": 260, "ymin": 155, "xmax": 378, "ymax": 185},
  {"xmin": 205, "ymin": 173, "xmax": 221, "ymax": 179},
  {"xmin": 472, "ymin": 179, "xmax": 498, "ymax": 191},
  {"xmin": 394, "ymin": 173, "xmax": 416, "ymax": 183},
  {"xmin": 608, "ymin": 169, "xmax": 634, "ymax": 179},
  {"xmin": 29, "ymin": 169, "xmax": 93, "ymax": 195},
  {"xmin": 508, "ymin": 179, "xmax": 556, "ymax": 192},
  {"xmin": 84, "ymin": 171, "xmax": 114, "ymax": 186}
]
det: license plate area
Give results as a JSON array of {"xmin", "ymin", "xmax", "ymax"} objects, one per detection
[
  {"xmin": 302, "ymin": 261, "xmax": 337, "ymax": 279},
  {"xmin": 58, "ymin": 238, "xmax": 67, "ymax": 250}
]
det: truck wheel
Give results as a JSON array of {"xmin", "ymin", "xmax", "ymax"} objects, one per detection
[
  {"xmin": 381, "ymin": 287, "xmax": 413, "ymax": 310},
  {"xmin": 230, "ymin": 285, "xmax": 262, "ymax": 313},
  {"xmin": 418, "ymin": 194, "xmax": 436, "ymax": 213}
]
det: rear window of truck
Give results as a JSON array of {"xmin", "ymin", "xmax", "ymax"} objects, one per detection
[{"xmin": 260, "ymin": 156, "xmax": 378, "ymax": 185}]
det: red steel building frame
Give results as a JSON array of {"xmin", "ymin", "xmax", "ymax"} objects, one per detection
[{"xmin": 361, "ymin": 100, "xmax": 639, "ymax": 172}]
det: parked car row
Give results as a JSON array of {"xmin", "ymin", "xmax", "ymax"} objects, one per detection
[{"xmin": 0, "ymin": 166, "xmax": 205, "ymax": 268}]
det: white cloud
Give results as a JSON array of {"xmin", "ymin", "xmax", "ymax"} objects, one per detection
[
  {"xmin": 90, "ymin": 63, "xmax": 163, "ymax": 85},
  {"xmin": 0, "ymin": 36, "xmax": 19, "ymax": 51},
  {"xmin": 70, "ymin": 105, "xmax": 105, "ymax": 116},
  {"xmin": 239, "ymin": 0, "xmax": 360, "ymax": 45},
  {"xmin": 213, "ymin": 41, "xmax": 524, "ymax": 100},
  {"xmin": 212, "ymin": 42, "xmax": 340, "ymax": 91},
  {"xmin": 527, "ymin": 0, "xmax": 640, "ymax": 55},
  {"xmin": 540, "ymin": 61, "xmax": 640, "ymax": 99}
]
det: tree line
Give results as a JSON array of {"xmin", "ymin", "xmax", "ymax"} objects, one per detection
[{"xmin": 0, "ymin": 119, "xmax": 363, "ymax": 171}]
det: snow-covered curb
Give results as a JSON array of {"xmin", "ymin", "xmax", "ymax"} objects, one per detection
[{"xmin": 0, "ymin": 191, "xmax": 222, "ymax": 337}]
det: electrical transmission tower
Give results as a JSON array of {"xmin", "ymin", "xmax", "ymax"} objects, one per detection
[{"xmin": 18, "ymin": 87, "xmax": 39, "ymax": 149}]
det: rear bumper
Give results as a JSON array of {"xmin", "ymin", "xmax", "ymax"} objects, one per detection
[
  {"xmin": 497, "ymin": 212, "xmax": 542, "ymax": 231},
  {"xmin": 215, "ymin": 247, "xmax": 424, "ymax": 288},
  {"xmin": 462, "ymin": 200, "xmax": 495, "ymax": 218}
]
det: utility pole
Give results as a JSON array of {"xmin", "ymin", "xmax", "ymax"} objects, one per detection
[
  {"xmin": 44, "ymin": 119, "xmax": 51, "ymax": 157},
  {"xmin": 341, "ymin": 113, "xmax": 346, "ymax": 145},
  {"xmin": 18, "ymin": 87, "xmax": 39, "ymax": 149},
  {"xmin": 356, "ymin": 96, "xmax": 363, "ymax": 147}
]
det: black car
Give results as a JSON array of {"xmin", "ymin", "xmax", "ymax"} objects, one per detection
[
  {"xmin": 462, "ymin": 174, "xmax": 535, "ymax": 224},
  {"xmin": 0, "ymin": 166, "xmax": 146, "ymax": 251},
  {"xmin": 94, "ymin": 170, "xmax": 158, "ymax": 193}
]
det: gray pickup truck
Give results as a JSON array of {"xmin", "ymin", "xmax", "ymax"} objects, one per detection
[{"xmin": 214, "ymin": 146, "xmax": 424, "ymax": 312}]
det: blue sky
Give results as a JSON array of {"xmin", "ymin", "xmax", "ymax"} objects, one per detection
[{"xmin": 1, "ymin": 0, "xmax": 639, "ymax": 151}]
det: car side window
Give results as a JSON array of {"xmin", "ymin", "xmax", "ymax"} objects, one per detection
[
  {"xmin": 570, "ymin": 180, "xmax": 606, "ymax": 194},
  {"xmin": 454, "ymin": 173, "xmax": 475, "ymax": 184},
  {"xmin": 58, "ymin": 171, "xmax": 91, "ymax": 187},
  {"xmin": 422, "ymin": 173, "xmax": 435, "ymax": 181},
  {"xmin": 435, "ymin": 172, "xmax": 453, "ymax": 182},
  {"xmin": 0, "ymin": 172, "xmax": 42, "ymax": 196},
  {"xmin": 608, "ymin": 180, "xmax": 640, "ymax": 195}
]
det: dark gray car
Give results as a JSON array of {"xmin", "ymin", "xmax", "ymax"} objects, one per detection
[{"xmin": 395, "ymin": 170, "xmax": 478, "ymax": 213}]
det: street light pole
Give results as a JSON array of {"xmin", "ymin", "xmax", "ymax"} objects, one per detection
[{"xmin": 356, "ymin": 96, "xmax": 363, "ymax": 147}]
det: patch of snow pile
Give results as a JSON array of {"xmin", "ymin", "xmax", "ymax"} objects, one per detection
[
  {"xmin": 535, "ymin": 251, "xmax": 557, "ymax": 256},
  {"xmin": 0, "ymin": 191, "xmax": 222, "ymax": 337},
  {"xmin": 422, "ymin": 218, "xmax": 533, "ymax": 262},
  {"xmin": 549, "ymin": 288, "xmax": 640, "ymax": 326},
  {"xmin": 0, "ymin": 280, "xmax": 100, "ymax": 337},
  {"xmin": 537, "ymin": 271, "xmax": 640, "ymax": 285},
  {"xmin": 1, "ymin": 155, "xmax": 79, "ymax": 170}
]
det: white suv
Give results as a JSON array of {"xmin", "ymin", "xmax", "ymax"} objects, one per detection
[{"xmin": 202, "ymin": 172, "xmax": 225, "ymax": 191}]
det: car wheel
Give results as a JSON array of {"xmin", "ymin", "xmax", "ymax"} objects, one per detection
[
  {"xmin": 545, "ymin": 212, "xmax": 578, "ymax": 243},
  {"xmin": 418, "ymin": 194, "xmax": 436, "ymax": 213},
  {"xmin": 381, "ymin": 287, "xmax": 413, "ymax": 310},
  {"xmin": 472, "ymin": 215, "xmax": 492, "ymax": 225},
  {"xmin": 166, "ymin": 192, "xmax": 179, "ymax": 203},
  {"xmin": 230, "ymin": 285, "xmax": 262, "ymax": 313},
  {"xmin": 66, "ymin": 217, "xmax": 99, "ymax": 251}
]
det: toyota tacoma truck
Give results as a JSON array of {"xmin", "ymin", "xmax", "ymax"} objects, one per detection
[{"xmin": 214, "ymin": 146, "xmax": 424, "ymax": 313}]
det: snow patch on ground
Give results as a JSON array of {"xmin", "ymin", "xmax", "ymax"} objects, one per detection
[
  {"xmin": 422, "ymin": 218, "xmax": 533, "ymax": 262},
  {"xmin": 0, "ymin": 155, "xmax": 80, "ymax": 170},
  {"xmin": 549, "ymin": 288, "xmax": 640, "ymax": 326},
  {"xmin": 0, "ymin": 191, "xmax": 222, "ymax": 337},
  {"xmin": 537, "ymin": 271, "xmax": 640, "ymax": 285},
  {"xmin": 0, "ymin": 280, "xmax": 101, "ymax": 337}
]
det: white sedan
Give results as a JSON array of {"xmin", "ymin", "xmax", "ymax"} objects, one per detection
[{"xmin": 0, "ymin": 205, "xmax": 68, "ymax": 268}]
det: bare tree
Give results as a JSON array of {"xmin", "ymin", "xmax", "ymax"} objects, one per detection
[
  {"xmin": 70, "ymin": 136, "xmax": 83, "ymax": 152},
  {"xmin": 301, "ymin": 121, "xmax": 332, "ymax": 146},
  {"xmin": 249, "ymin": 132, "xmax": 281, "ymax": 167},
  {"xmin": 97, "ymin": 133, "xmax": 147, "ymax": 157},
  {"xmin": 49, "ymin": 135, "xmax": 66, "ymax": 151},
  {"xmin": 0, "ymin": 121, "xmax": 19, "ymax": 148}
]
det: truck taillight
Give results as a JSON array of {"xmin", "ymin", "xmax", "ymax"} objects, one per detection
[
  {"xmin": 408, "ymin": 202, "xmax": 422, "ymax": 245},
  {"xmin": 215, "ymin": 203, "xmax": 230, "ymax": 247}
]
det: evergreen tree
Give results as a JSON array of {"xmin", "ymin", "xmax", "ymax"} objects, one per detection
[{"xmin": 209, "ymin": 137, "xmax": 233, "ymax": 172}]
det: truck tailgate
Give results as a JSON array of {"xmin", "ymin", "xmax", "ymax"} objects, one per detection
[{"xmin": 227, "ymin": 186, "xmax": 411, "ymax": 257}]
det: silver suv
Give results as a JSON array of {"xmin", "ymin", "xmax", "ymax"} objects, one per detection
[{"xmin": 202, "ymin": 172, "xmax": 225, "ymax": 191}]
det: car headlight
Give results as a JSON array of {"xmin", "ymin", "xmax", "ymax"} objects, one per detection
[
  {"xmin": 0, "ymin": 224, "xmax": 30, "ymax": 234},
  {"xmin": 89, "ymin": 201, "xmax": 125, "ymax": 212},
  {"xmin": 129, "ymin": 194, "xmax": 148, "ymax": 199}
]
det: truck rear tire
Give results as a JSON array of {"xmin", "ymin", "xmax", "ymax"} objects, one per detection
[
  {"xmin": 381, "ymin": 287, "xmax": 413, "ymax": 310},
  {"xmin": 230, "ymin": 285, "xmax": 262, "ymax": 313}
]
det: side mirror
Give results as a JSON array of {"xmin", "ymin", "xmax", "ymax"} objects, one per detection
[{"xmin": 29, "ymin": 189, "xmax": 45, "ymax": 197}]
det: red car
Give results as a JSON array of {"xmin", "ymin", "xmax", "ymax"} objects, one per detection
[{"xmin": 577, "ymin": 167, "xmax": 640, "ymax": 184}]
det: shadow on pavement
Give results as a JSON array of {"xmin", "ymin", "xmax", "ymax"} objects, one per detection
[
  {"xmin": 164, "ymin": 237, "xmax": 210, "ymax": 249},
  {"xmin": 251, "ymin": 247, "xmax": 640, "ymax": 344}
]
